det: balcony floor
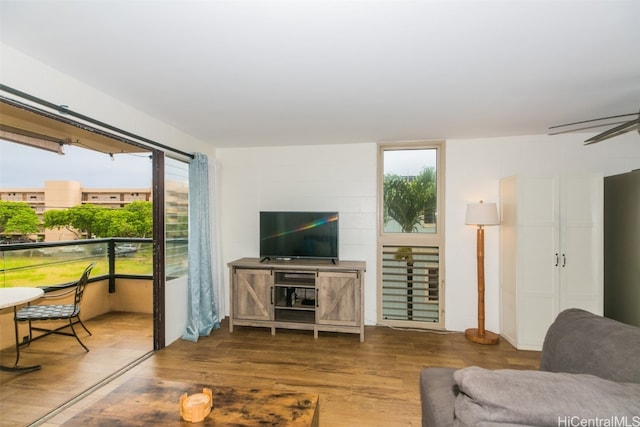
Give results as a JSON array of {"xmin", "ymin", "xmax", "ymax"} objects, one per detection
[{"xmin": 0, "ymin": 311, "xmax": 153, "ymax": 426}]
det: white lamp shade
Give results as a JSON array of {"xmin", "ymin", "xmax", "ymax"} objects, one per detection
[{"xmin": 465, "ymin": 202, "xmax": 499, "ymax": 225}]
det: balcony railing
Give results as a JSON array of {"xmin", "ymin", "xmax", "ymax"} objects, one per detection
[{"xmin": 0, "ymin": 238, "xmax": 153, "ymax": 290}]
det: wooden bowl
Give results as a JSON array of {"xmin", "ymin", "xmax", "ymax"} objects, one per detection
[{"xmin": 179, "ymin": 388, "xmax": 213, "ymax": 423}]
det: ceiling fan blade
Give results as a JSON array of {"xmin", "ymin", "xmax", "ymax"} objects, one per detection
[
  {"xmin": 584, "ymin": 118, "xmax": 639, "ymax": 145},
  {"xmin": 550, "ymin": 112, "xmax": 639, "ymax": 130},
  {"xmin": 548, "ymin": 120, "xmax": 630, "ymax": 136}
]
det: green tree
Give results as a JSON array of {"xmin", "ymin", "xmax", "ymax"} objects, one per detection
[
  {"xmin": 91, "ymin": 208, "xmax": 115, "ymax": 238},
  {"xmin": 42, "ymin": 209, "xmax": 76, "ymax": 237},
  {"xmin": 0, "ymin": 201, "xmax": 40, "ymax": 238},
  {"xmin": 96, "ymin": 209, "xmax": 137, "ymax": 238},
  {"xmin": 67, "ymin": 204, "xmax": 103, "ymax": 239},
  {"xmin": 43, "ymin": 201, "xmax": 153, "ymax": 238},
  {"xmin": 122, "ymin": 201, "xmax": 153, "ymax": 237},
  {"xmin": 96, "ymin": 201, "xmax": 152, "ymax": 238},
  {"xmin": 383, "ymin": 167, "xmax": 436, "ymax": 232},
  {"xmin": 43, "ymin": 205, "xmax": 103, "ymax": 239}
]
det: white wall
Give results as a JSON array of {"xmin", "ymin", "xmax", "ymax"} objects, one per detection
[
  {"xmin": 220, "ymin": 133, "xmax": 640, "ymax": 331},
  {"xmin": 217, "ymin": 143, "xmax": 379, "ymax": 323}
]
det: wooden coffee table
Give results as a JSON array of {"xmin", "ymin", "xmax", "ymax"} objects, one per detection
[{"xmin": 63, "ymin": 377, "xmax": 319, "ymax": 426}]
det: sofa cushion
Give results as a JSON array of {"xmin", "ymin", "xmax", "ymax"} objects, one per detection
[
  {"xmin": 453, "ymin": 366, "xmax": 640, "ymax": 427},
  {"xmin": 540, "ymin": 308, "xmax": 640, "ymax": 383}
]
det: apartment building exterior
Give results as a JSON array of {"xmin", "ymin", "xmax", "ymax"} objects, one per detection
[{"xmin": 1, "ymin": 180, "xmax": 151, "ymax": 241}]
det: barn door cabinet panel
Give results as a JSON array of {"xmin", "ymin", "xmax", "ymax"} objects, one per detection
[
  {"xmin": 499, "ymin": 174, "xmax": 603, "ymax": 351},
  {"xmin": 316, "ymin": 271, "xmax": 361, "ymax": 327},
  {"xmin": 232, "ymin": 269, "xmax": 274, "ymax": 322},
  {"xmin": 228, "ymin": 258, "xmax": 366, "ymax": 341}
]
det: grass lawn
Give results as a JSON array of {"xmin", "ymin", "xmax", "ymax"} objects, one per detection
[{"xmin": 0, "ymin": 251, "xmax": 152, "ymax": 287}]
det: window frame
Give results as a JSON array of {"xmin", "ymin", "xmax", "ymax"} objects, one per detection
[{"xmin": 377, "ymin": 141, "xmax": 446, "ymax": 329}]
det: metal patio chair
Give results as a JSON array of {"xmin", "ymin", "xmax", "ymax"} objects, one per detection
[{"xmin": 15, "ymin": 263, "xmax": 96, "ymax": 361}]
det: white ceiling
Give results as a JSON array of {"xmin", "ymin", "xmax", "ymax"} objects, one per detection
[{"xmin": 1, "ymin": 0, "xmax": 639, "ymax": 148}]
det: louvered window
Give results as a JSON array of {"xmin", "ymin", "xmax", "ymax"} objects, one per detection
[{"xmin": 381, "ymin": 245, "xmax": 440, "ymax": 323}]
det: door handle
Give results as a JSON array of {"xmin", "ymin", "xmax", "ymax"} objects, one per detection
[
  {"xmin": 270, "ymin": 287, "xmax": 274, "ymax": 305},
  {"xmin": 555, "ymin": 253, "xmax": 559, "ymax": 267},
  {"xmin": 562, "ymin": 254, "xmax": 566, "ymax": 267}
]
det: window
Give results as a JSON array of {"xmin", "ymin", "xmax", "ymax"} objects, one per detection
[{"xmin": 378, "ymin": 142, "xmax": 445, "ymax": 328}]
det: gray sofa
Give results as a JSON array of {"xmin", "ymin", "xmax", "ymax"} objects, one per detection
[{"xmin": 420, "ymin": 308, "xmax": 640, "ymax": 427}]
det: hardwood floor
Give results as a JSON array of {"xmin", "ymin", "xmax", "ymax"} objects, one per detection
[
  {"xmin": 0, "ymin": 312, "xmax": 153, "ymax": 427},
  {"xmin": 2, "ymin": 317, "xmax": 541, "ymax": 427}
]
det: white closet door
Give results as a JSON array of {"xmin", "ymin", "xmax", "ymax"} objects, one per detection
[
  {"xmin": 516, "ymin": 176, "xmax": 560, "ymax": 348},
  {"xmin": 559, "ymin": 174, "xmax": 603, "ymax": 315}
]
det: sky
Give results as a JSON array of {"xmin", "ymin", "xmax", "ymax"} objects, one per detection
[
  {"xmin": 0, "ymin": 140, "xmax": 152, "ymax": 188},
  {"xmin": 384, "ymin": 148, "xmax": 437, "ymax": 176}
]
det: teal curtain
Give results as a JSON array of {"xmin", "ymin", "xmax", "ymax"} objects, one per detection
[{"xmin": 182, "ymin": 153, "xmax": 220, "ymax": 341}]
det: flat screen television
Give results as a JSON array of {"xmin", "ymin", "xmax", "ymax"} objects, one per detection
[{"xmin": 260, "ymin": 211, "xmax": 339, "ymax": 261}]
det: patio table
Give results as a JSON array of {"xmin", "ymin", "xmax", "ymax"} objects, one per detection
[{"xmin": 0, "ymin": 287, "xmax": 44, "ymax": 372}]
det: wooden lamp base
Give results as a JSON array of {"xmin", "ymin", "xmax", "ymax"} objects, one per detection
[
  {"xmin": 465, "ymin": 328, "xmax": 500, "ymax": 345},
  {"xmin": 466, "ymin": 220, "xmax": 500, "ymax": 346}
]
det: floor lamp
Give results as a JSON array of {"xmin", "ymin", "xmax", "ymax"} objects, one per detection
[{"xmin": 465, "ymin": 200, "xmax": 500, "ymax": 345}]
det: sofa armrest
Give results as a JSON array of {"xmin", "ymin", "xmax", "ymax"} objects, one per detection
[
  {"xmin": 540, "ymin": 308, "xmax": 640, "ymax": 383},
  {"xmin": 420, "ymin": 367, "xmax": 458, "ymax": 427}
]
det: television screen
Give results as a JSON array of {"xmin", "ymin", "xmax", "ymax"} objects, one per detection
[{"xmin": 260, "ymin": 211, "xmax": 339, "ymax": 261}]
